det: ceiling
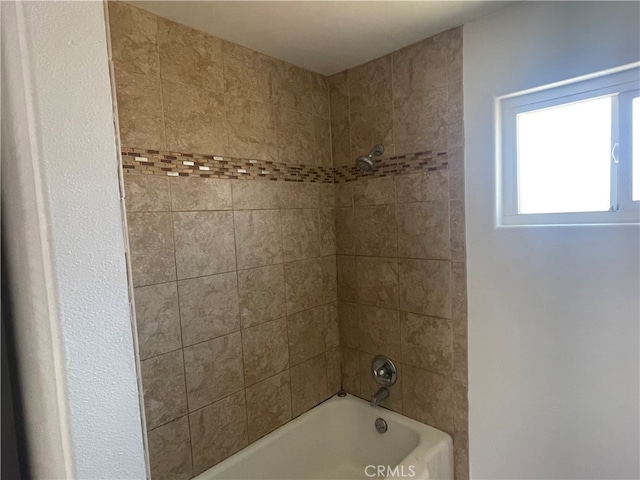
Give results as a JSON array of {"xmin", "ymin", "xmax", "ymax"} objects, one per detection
[{"xmin": 127, "ymin": 1, "xmax": 514, "ymax": 75}]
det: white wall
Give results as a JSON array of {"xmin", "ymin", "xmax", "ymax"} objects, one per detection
[
  {"xmin": 1, "ymin": 1, "xmax": 147, "ymax": 478},
  {"xmin": 464, "ymin": 2, "xmax": 640, "ymax": 479}
]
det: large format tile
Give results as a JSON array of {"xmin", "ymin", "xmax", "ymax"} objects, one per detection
[
  {"xmin": 141, "ymin": 350, "xmax": 187, "ymax": 429},
  {"xmin": 281, "ymin": 209, "xmax": 320, "ymax": 261},
  {"xmin": 394, "ymin": 87, "xmax": 448, "ymax": 155},
  {"xmin": 450, "ymin": 199, "xmax": 466, "ymax": 262},
  {"xmin": 284, "ymin": 258, "xmax": 324, "ymax": 314},
  {"xmin": 245, "ymin": 371, "xmax": 292, "ymax": 442},
  {"xmin": 326, "ymin": 347, "xmax": 342, "ymax": 394},
  {"xmin": 319, "ymin": 207, "xmax": 337, "ymax": 256},
  {"xmin": 237, "ymin": 264, "xmax": 286, "ymax": 328},
  {"xmin": 355, "ymin": 205, "xmax": 397, "ymax": 257},
  {"xmin": 349, "ymin": 106, "xmax": 394, "ymax": 162},
  {"xmin": 287, "ymin": 306, "xmax": 325, "ymax": 366},
  {"xmin": 321, "ymin": 255, "xmax": 338, "ymax": 304},
  {"xmin": 396, "ymin": 169, "xmax": 449, "ymax": 204},
  {"xmin": 334, "ymin": 183, "xmax": 354, "ymax": 208},
  {"xmin": 114, "ymin": 68, "xmax": 164, "ymax": 150},
  {"xmin": 280, "ymin": 182, "xmax": 319, "ymax": 209},
  {"xmin": 338, "ymin": 302, "xmax": 358, "ymax": 349},
  {"xmin": 397, "ymin": 201, "xmax": 450, "ymax": 260},
  {"xmin": 183, "ymin": 333, "xmax": 244, "ymax": 411},
  {"xmin": 348, "ymin": 56, "xmax": 392, "ymax": 112},
  {"xmin": 271, "ymin": 61, "xmax": 312, "ymax": 113},
  {"xmin": 173, "ymin": 211, "xmax": 236, "ymax": 279},
  {"xmin": 311, "ymin": 72, "xmax": 330, "ymax": 119},
  {"xmin": 392, "ymin": 36, "xmax": 447, "ymax": 100},
  {"xmin": 157, "ymin": 17, "xmax": 224, "ymax": 93},
  {"xmin": 402, "ymin": 365, "xmax": 453, "ymax": 433},
  {"xmin": 162, "ymin": 80, "xmax": 227, "ymax": 155},
  {"xmin": 356, "ymin": 256, "xmax": 399, "ymax": 309},
  {"xmin": 127, "ymin": 212, "xmax": 176, "ymax": 287},
  {"xmin": 314, "ymin": 117, "xmax": 332, "ymax": 167},
  {"xmin": 341, "ymin": 347, "xmax": 360, "ymax": 396},
  {"xmin": 324, "ymin": 303, "xmax": 340, "ymax": 350},
  {"xmin": 276, "ymin": 107, "xmax": 315, "ymax": 164},
  {"xmin": 231, "ymin": 180, "xmax": 281, "ymax": 210},
  {"xmin": 337, "ymin": 255, "xmax": 357, "ymax": 303},
  {"xmin": 234, "ymin": 209, "xmax": 282, "ymax": 270},
  {"xmin": 357, "ymin": 305, "xmax": 401, "ymax": 360},
  {"xmin": 330, "ymin": 115, "xmax": 351, "ymax": 167},
  {"xmin": 170, "ymin": 177, "xmax": 232, "ymax": 211},
  {"xmin": 398, "ymin": 259, "xmax": 451, "ymax": 318},
  {"xmin": 108, "ymin": 2, "xmax": 159, "ymax": 76},
  {"xmin": 226, "ymin": 96, "xmax": 277, "ymax": 161},
  {"xmin": 353, "ymin": 176, "xmax": 395, "ymax": 206},
  {"xmin": 401, "ymin": 312, "xmax": 452, "ymax": 375},
  {"xmin": 242, "ymin": 319, "xmax": 289, "ymax": 386},
  {"xmin": 290, "ymin": 354, "xmax": 328, "ymax": 417},
  {"xmin": 178, "ymin": 272, "xmax": 240, "ymax": 346},
  {"xmin": 335, "ymin": 207, "xmax": 355, "ymax": 255},
  {"xmin": 328, "ymin": 71, "xmax": 349, "ymax": 118},
  {"xmin": 147, "ymin": 416, "xmax": 192, "ymax": 480},
  {"xmin": 223, "ymin": 41, "xmax": 272, "ymax": 103},
  {"xmin": 124, "ymin": 175, "xmax": 170, "ymax": 212},
  {"xmin": 451, "ymin": 262, "xmax": 468, "ymax": 383},
  {"xmin": 134, "ymin": 282, "xmax": 181, "ymax": 359},
  {"xmin": 189, "ymin": 391, "xmax": 248, "ymax": 474}
]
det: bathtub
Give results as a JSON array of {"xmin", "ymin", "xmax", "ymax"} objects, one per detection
[{"xmin": 194, "ymin": 393, "xmax": 453, "ymax": 480}]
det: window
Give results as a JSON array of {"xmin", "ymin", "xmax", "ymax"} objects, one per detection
[{"xmin": 498, "ymin": 64, "xmax": 640, "ymax": 226}]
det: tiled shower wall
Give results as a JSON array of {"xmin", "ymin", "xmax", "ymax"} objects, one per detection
[
  {"xmin": 108, "ymin": 2, "xmax": 338, "ymax": 479},
  {"xmin": 329, "ymin": 29, "xmax": 469, "ymax": 479}
]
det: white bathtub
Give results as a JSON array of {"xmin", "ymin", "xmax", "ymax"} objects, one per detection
[{"xmin": 194, "ymin": 393, "xmax": 453, "ymax": 480}]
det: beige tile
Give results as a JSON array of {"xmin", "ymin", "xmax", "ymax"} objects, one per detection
[
  {"xmin": 280, "ymin": 182, "xmax": 319, "ymax": 209},
  {"xmin": 392, "ymin": 37, "xmax": 447, "ymax": 100},
  {"xmin": 334, "ymin": 183, "xmax": 354, "ymax": 207},
  {"xmin": 319, "ymin": 183, "xmax": 335, "ymax": 208},
  {"xmin": 402, "ymin": 365, "xmax": 453, "ymax": 433},
  {"xmin": 246, "ymin": 371, "xmax": 292, "ymax": 442},
  {"xmin": 353, "ymin": 177, "xmax": 395, "ymax": 206},
  {"xmin": 453, "ymin": 379, "xmax": 469, "ymax": 480},
  {"xmin": 141, "ymin": 350, "xmax": 187, "ymax": 429},
  {"xmin": 237, "ymin": 264, "xmax": 286, "ymax": 328},
  {"xmin": 276, "ymin": 107, "xmax": 315, "ymax": 164},
  {"xmin": 356, "ymin": 256, "xmax": 398, "ymax": 309},
  {"xmin": 394, "ymin": 87, "xmax": 447, "ymax": 155},
  {"xmin": 355, "ymin": 205, "xmax": 397, "ymax": 257},
  {"xmin": 397, "ymin": 201, "xmax": 450, "ymax": 260},
  {"xmin": 337, "ymin": 255, "xmax": 357, "ymax": 302},
  {"xmin": 134, "ymin": 282, "xmax": 181, "ymax": 360},
  {"xmin": 189, "ymin": 391, "xmax": 248, "ymax": 474},
  {"xmin": 326, "ymin": 347, "xmax": 342, "ymax": 394},
  {"xmin": 451, "ymin": 262, "xmax": 468, "ymax": 383},
  {"xmin": 401, "ymin": 312, "xmax": 451, "ymax": 375},
  {"xmin": 335, "ymin": 207, "xmax": 355, "ymax": 255},
  {"xmin": 127, "ymin": 212, "xmax": 176, "ymax": 287},
  {"xmin": 114, "ymin": 68, "xmax": 164, "ymax": 149},
  {"xmin": 242, "ymin": 319, "xmax": 289, "ymax": 386},
  {"xmin": 157, "ymin": 17, "xmax": 224, "ymax": 93},
  {"xmin": 357, "ymin": 305, "xmax": 401, "ymax": 359},
  {"xmin": 163, "ymin": 80, "xmax": 227, "ymax": 155},
  {"xmin": 284, "ymin": 258, "xmax": 324, "ymax": 314},
  {"xmin": 338, "ymin": 302, "xmax": 358, "ymax": 349},
  {"xmin": 183, "ymin": 333, "xmax": 244, "ymax": 411},
  {"xmin": 290, "ymin": 354, "xmax": 328, "ymax": 416},
  {"xmin": 311, "ymin": 73, "xmax": 330, "ymax": 119},
  {"xmin": 173, "ymin": 211, "xmax": 236, "ymax": 279},
  {"xmin": 124, "ymin": 175, "xmax": 170, "ymax": 212},
  {"xmin": 324, "ymin": 303, "xmax": 340, "ymax": 350},
  {"xmin": 226, "ymin": 97, "xmax": 277, "ymax": 161},
  {"xmin": 450, "ymin": 199, "xmax": 466, "ymax": 262},
  {"xmin": 147, "ymin": 416, "xmax": 192, "ymax": 480},
  {"xmin": 399, "ymin": 259, "xmax": 451, "ymax": 318},
  {"xmin": 287, "ymin": 306, "xmax": 325, "ymax": 366},
  {"xmin": 349, "ymin": 56, "xmax": 392, "ymax": 112},
  {"xmin": 234, "ymin": 209, "xmax": 282, "ymax": 270},
  {"xmin": 178, "ymin": 272, "xmax": 240, "ymax": 346},
  {"xmin": 447, "ymin": 81, "xmax": 463, "ymax": 134},
  {"xmin": 359, "ymin": 352, "xmax": 402, "ymax": 412},
  {"xmin": 231, "ymin": 180, "xmax": 281, "ymax": 210},
  {"xmin": 448, "ymin": 120, "xmax": 464, "ymax": 149},
  {"xmin": 170, "ymin": 177, "xmax": 232, "ymax": 211},
  {"xmin": 328, "ymin": 71, "xmax": 349, "ymax": 118},
  {"xmin": 281, "ymin": 209, "xmax": 320, "ymax": 262},
  {"xmin": 433, "ymin": 27, "xmax": 463, "ymax": 66},
  {"xmin": 271, "ymin": 60, "xmax": 312, "ymax": 113},
  {"xmin": 396, "ymin": 169, "xmax": 449, "ymax": 204},
  {"xmin": 448, "ymin": 147, "xmax": 465, "ymax": 201},
  {"xmin": 314, "ymin": 117, "xmax": 332, "ymax": 167},
  {"xmin": 341, "ymin": 347, "xmax": 360, "ymax": 396},
  {"xmin": 321, "ymin": 255, "xmax": 338, "ymax": 304},
  {"xmin": 319, "ymin": 207, "xmax": 336, "ymax": 256},
  {"xmin": 331, "ymin": 115, "xmax": 351, "ymax": 168},
  {"xmin": 223, "ymin": 41, "xmax": 271, "ymax": 103},
  {"xmin": 108, "ymin": 2, "xmax": 158, "ymax": 76},
  {"xmin": 350, "ymin": 106, "xmax": 394, "ymax": 162}
]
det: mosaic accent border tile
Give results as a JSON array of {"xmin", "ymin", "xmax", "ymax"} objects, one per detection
[{"xmin": 121, "ymin": 147, "xmax": 448, "ymax": 184}]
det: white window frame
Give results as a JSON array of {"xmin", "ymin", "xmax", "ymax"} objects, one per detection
[{"xmin": 496, "ymin": 63, "xmax": 640, "ymax": 227}]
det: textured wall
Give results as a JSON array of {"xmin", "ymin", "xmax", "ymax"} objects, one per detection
[{"xmin": 329, "ymin": 28, "xmax": 469, "ymax": 480}]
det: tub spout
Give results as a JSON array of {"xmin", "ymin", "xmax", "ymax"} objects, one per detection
[{"xmin": 370, "ymin": 387, "xmax": 389, "ymax": 407}]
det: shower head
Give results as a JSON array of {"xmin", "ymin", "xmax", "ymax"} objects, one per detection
[{"xmin": 355, "ymin": 144, "xmax": 384, "ymax": 172}]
